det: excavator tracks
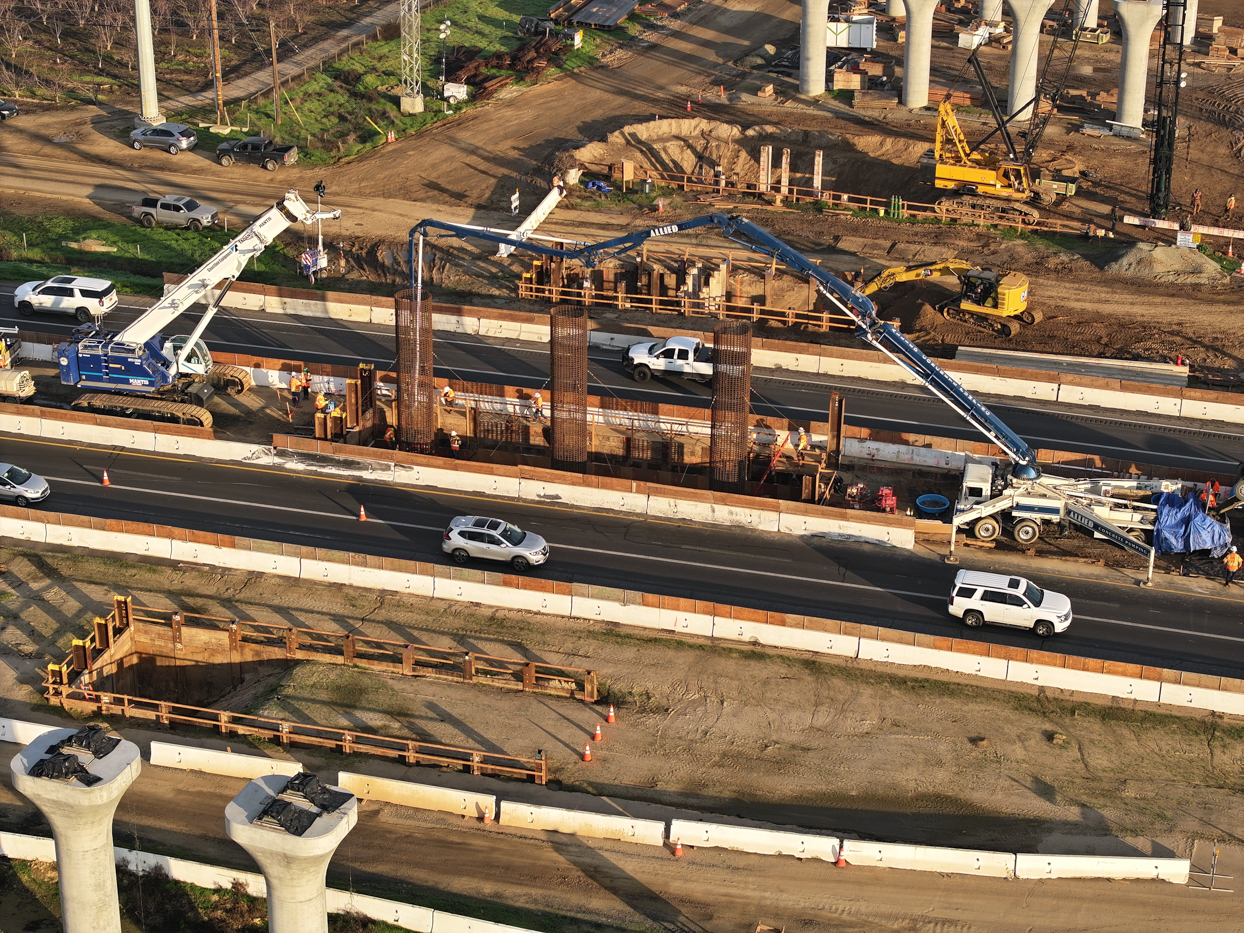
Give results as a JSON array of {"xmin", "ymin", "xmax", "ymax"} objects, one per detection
[
  {"xmin": 940, "ymin": 304, "xmax": 1018, "ymax": 338},
  {"xmin": 935, "ymin": 197, "xmax": 1040, "ymax": 225},
  {"xmin": 208, "ymin": 364, "xmax": 254, "ymax": 396},
  {"xmin": 74, "ymin": 394, "xmax": 214, "ymax": 428}
]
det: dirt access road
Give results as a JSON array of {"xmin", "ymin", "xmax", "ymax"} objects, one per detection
[{"xmin": 1, "ymin": 545, "xmax": 1242, "ymax": 931}]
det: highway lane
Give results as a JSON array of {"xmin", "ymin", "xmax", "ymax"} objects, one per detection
[
  {"xmin": 6, "ymin": 436, "xmax": 1243, "ymax": 678},
  {"xmin": 4, "ymin": 290, "xmax": 1243, "ymax": 475}
]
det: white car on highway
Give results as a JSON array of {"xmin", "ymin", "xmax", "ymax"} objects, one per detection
[
  {"xmin": 14, "ymin": 275, "xmax": 118, "ymax": 323},
  {"xmin": 442, "ymin": 515, "xmax": 549, "ymax": 572},
  {"xmin": 948, "ymin": 570, "xmax": 1072, "ymax": 638}
]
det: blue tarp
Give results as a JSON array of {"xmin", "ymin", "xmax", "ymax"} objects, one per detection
[{"xmin": 1152, "ymin": 492, "xmax": 1232, "ymax": 557}]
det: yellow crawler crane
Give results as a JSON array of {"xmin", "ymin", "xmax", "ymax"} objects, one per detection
[
  {"xmin": 928, "ymin": 101, "xmax": 1041, "ymax": 225},
  {"xmin": 860, "ymin": 259, "xmax": 1039, "ymax": 338}
]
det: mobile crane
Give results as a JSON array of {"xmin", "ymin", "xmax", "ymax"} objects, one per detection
[
  {"xmin": 409, "ymin": 211, "xmax": 1170, "ymax": 576},
  {"xmin": 859, "ymin": 259, "xmax": 1037, "ymax": 337},
  {"xmin": 56, "ymin": 190, "xmax": 340, "ymax": 427}
]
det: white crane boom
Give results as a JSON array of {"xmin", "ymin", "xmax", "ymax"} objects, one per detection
[{"xmin": 117, "ymin": 190, "xmax": 340, "ymax": 348}]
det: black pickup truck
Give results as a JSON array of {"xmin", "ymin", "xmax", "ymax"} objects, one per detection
[{"xmin": 215, "ymin": 136, "xmax": 298, "ymax": 171}]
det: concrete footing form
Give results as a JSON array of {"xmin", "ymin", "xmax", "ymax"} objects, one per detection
[
  {"xmin": 799, "ymin": 0, "xmax": 831, "ymax": 96},
  {"xmin": 10, "ymin": 727, "xmax": 141, "ymax": 933},
  {"xmin": 1005, "ymin": 0, "xmax": 1055, "ymax": 119},
  {"xmin": 1114, "ymin": 0, "xmax": 1165, "ymax": 129},
  {"xmin": 901, "ymin": 0, "xmax": 938, "ymax": 108},
  {"xmin": 226, "ymin": 773, "xmax": 359, "ymax": 933}
]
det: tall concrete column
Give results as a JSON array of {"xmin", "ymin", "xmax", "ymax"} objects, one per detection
[
  {"xmin": 980, "ymin": 0, "xmax": 1004, "ymax": 20},
  {"xmin": 226, "ymin": 773, "xmax": 358, "ymax": 933},
  {"xmin": 887, "ymin": 0, "xmax": 906, "ymax": 16},
  {"xmin": 1114, "ymin": 0, "xmax": 1165, "ymax": 128},
  {"xmin": 1005, "ymin": 0, "xmax": 1056, "ymax": 119},
  {"xmin": 1178, "ymin": 0, "xmax": 1200, "ymax": 47},
  {"xmin": 901, "ymin": 0, "xmax": 939, "ymax": 109},
  {"xmin": 1074, "ymin": 0, "xmax": 1100, "ymax": 28},
  {"xmin": 11, "ymin": 727, "xmax": 141, "ymax": 933},
  {"xmin": 799, "ymin": 0, "xmax": 831, "ymax": 96},
  {"xmin": 133, "ymin": 0, "xmax": 164, "ymax": 126}
]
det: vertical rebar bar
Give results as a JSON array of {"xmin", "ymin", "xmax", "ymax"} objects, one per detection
[
  {"xmin": 550, "ymin": 304, "xmax": 589, "ymax": 471},
  {"xmin": 709, "ymin": 320, "xmax": 752, "ymax": 493},
  {"xmin": 394, "ymin": 288, "xmax": 434, "ymax": 452}
]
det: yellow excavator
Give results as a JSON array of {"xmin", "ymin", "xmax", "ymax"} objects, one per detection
[{"xmin": 859, "ymin": 259, "xmax": 1038, "ymax": 338}]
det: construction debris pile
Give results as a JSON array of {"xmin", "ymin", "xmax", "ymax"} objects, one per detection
[{"xmin": 445, "ymin": 35, "xmax": 569, "ymax": 100}]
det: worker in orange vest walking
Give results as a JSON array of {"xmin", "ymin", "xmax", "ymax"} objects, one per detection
[
  {"xmin": 1225, "ymin": 546, "xmax": 1243, "ymax": 588},
  {"xmin": 288, "ymin": 374, "xmax": 302, "ymax": 405},
  {"xmin": 795, "ymin": 427, "xmax": 809, "ymax": 464},
  {"xmin": 449, "ymin": 430, "xmax": 462, "ymax": 458},
  {"xmin": 384, "ymin": 425, "xmax": 396, "ymax": 448}
]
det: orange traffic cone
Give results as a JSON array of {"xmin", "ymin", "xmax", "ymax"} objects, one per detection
[
  {"xmin": 583, "ymin": 744, "xmax": 592, "ymax": 762},
  {"xmin": 1229, "ymin": 240, "xmax": 1235, "ymax": 259},
  {"xmin": 483, "ymin": 805, "xmax": 493, "ymax": 825},
  {"xmin": 593, "ymin": 723, "xmax": 602, "ymax": 741},
  {"xmin": 607, "ymin": 705, "xmax": 616, "ymax": 723},
  {"xmin": 386, "ymin": 129, "xmax": 395, "ymax": 143},
  {"xmin": 101, "ymin": 470, "xmax": 110, "ymax": 486},
  {"xmin": 359, "ymin": 504, "xmax": 367, "ymax": 521},
  {"xmin": 673, "ymin": 838, "xmax": 683, "ymax": 857},
  {"xmin": 686, "ymin": 99, "xmax": 691, "ymax": 111},
  {"xmin": 836, "ymin": 842, "xmax": 847, "ymax": 868}
]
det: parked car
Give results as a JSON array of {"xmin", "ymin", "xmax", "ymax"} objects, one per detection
[
  {"xmin": 947, "ymin": 570, "xmax": 1072, "ymax": 638},
  {"xmin": 129, "ymin": 122, "xmax": 198, "ymax": 154},
  {"xmin": 442, "ymin": 515, "xmax": 550, "ymax": 571},
  {"xmin": 130, "ymin": 194, "xmax": 218, "ymax": 230},
  {"xmin": 0, "ymin": 463, "xmax": 49, "ymax": 507},
  {"xmin": 215, "ymin": 136, "xmax": 298, "ymax": 171},
  {"xmin": 0, "ymin": 99, "xmax": 17, "ymax": 120},
  {"xmin": 14, "ymin": 275, "xmax": 118, "ymax": 323}
]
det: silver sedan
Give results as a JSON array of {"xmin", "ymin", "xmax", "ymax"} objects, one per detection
[
  {"xmin": 442, "ymin": 516, "xmax": 549, "ymax": 572},
  {"xmin": 0, "ymin": 463, "xmax": 50, "ymax": 507}
]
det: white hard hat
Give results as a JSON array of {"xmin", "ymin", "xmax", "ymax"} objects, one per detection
[
  {"xmin": 798, "ymin": 427, "xmax": 805, "ymax": 433},
  {"xmin": 450, "ymin": 430, "xmax": 458, "ymax": 436},
  {"xmin": 1233, "ymin": 546, "xmax": 1238, "ymax": 553}
]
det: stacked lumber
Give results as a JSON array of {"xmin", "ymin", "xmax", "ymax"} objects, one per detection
[{"xmin": 852, "ymin": 90, "xmax": 898, "ymax": 110}]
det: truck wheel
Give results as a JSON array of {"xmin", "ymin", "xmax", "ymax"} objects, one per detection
[
  {"xmin": 1232, "ymin": 478, "xmax": 1244, "ymax": 502},
  {"xmin": 75, "ymin": 308, "xmax": 92, "ymax": 323},
  {"xmin": 632, "ymin": 365, "xmax": 652, "ymax": 383},
  {"xmin": 17, "ymin": 301, "xmax": 33, "ymax": 317},
  {"xmin": 1033, "ymin": 620, "xmax": 1055, "ymax": 638},
  {"xmin": 188, "ymin": 220, "xmax": 203, "ymax": 232},
  {"xmin": 218, "ymin": 155, "xmax": 233, "ymax": 167},
  {"xmin": 140, "ymin": 213, "xmax": 156, "ymax": 228},
  {"xmin": 1012, "ymin": 520, "xmax": 1040, "ymax": 545},
  {"xmin": 263, "ymin": 158, "xmax": 277, "ymax": 172},
  {"xmin": 1127, "ymin": 530, "xmax": 1147, "ymax": 544},
  {"xmin": 131, "ymin": 139, "xmax": 143, "ymax": 150},
  {"xmin": 962, "ymin": 610, "xmax": 984, "ymax": 628},
  {"xmin": 973, "ymin": 517, "xmax": 1000, "ymax": 541},
  {"xmin": 167, "ymin": 143, "xmax": 179, "ymax": 155}
]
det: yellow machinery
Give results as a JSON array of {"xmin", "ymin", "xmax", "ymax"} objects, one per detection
[
  {"xmin": 860, "ymin": 259, "xmax": 1038, "ymax": 338},
  {"xmin": 927, "ymin": 102, "xmax": 1041, "ymax": 224}
]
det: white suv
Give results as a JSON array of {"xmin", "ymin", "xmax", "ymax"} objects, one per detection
[
  {"xmin": 948, "ymin": 570, "xmax": 1072, "ymax": 638},
  {"xmin": 14, "ymin": 275, "xmax": 118, "ymax": 323}
]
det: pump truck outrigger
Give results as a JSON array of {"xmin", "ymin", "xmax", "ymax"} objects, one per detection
[
  {"xmin": 56, "ymin": 190, "xmax": 340, "ymax": 428},
  {"xmin": 409, "ymin": 211, "xmax": 1173, "ymax": 582}
]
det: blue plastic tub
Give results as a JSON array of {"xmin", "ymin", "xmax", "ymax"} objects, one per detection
[{"xmin": 916, "ymin": 494, "xmax": 950, "ymax": 520}]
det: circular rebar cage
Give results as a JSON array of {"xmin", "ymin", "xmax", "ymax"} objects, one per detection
[
  {"xmin": 709, "ymin": 320, "xmax": 753, "ymax": 494},
  {"xmin": 550, "ymin": 304, "xmax": 589, "ymax": 472},
  {"xmin": 394, "ymin": 288, "xmax": 435, "ymax": 451}
]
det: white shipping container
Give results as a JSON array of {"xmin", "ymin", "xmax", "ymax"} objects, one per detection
[{"xmin": 826, "ymin": 15, "xmax": 876, "ymax": 50}]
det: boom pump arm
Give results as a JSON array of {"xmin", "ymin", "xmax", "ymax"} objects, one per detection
[{"xmin": 409, "ymin": 213, "xmax": 1040, "ymax": 476}]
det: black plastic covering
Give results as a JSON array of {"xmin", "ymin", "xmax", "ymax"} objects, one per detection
[
  {"xmin": 59, "ymin": 724, "xmax": 121, "ymax": 759},
  {"xmin": 256, "ymin": 798, "xmax": 318, "ymax": 836},
  {"xmin": 283, "ymin": 771, "xmax": 353, "ymax": 813},
  {"xmin": 28, "ymin": 751, "xmax": 102, "ymax": 786}
]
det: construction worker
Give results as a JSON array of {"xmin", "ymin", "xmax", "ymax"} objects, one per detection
[
  {"xmin": 449, "ymin": 430, "xmax": 461, "ymax": 458},
  {"xmin": 315, "ymin": 392, "xmax": 328, "ymax": 412},
  {"xmin": 441, "ymin": 385, "xmax": 456, "ymax": 406},
  {"xmin": 301, "ymin": 365, "xmax": 311, "ymax": 400},
  {"xmin": 1224, "ymin": 546, "xmax": 1242, "ymax": 587},
  {"xmin": 1192, "ymin": 188, "xmax": 1202, "ymax": 216},
  {"xmin": 1226, "ymin": 194, "xmax": 1237, "ymax": 220},
  {"xmin": 383, "ymin": 426, "xmax": 396, "ymax": 448},
  {"xmin": 532, "ymin": 391, "xmax": 545, "ymax": 419},
  {"xmin": 795, "ymin": 427, "xmax": 809, "ymax": 464},
  {"xmin": 288, "ymin": 374, "xmax": 302, "ymax": 405},
  {"xmin": 1201, "ymin": 482, "xmax": 1218, "ymax": 511}
]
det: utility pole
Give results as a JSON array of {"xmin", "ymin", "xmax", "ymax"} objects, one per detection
[
  {"xmin": 209, "ymin": 0, "xmax": 225, "ymax": 126},
  {"xmin": 269, "ymin": 20, "xmax": 281, "ymax": 126}
]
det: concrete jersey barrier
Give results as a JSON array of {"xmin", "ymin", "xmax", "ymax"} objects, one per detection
[
  {"xmin": 500, "ymin": 801, "xmax": 665, "ymax": 847},
  {"xmin": 1014, "ymin": 853, "xmax": 1190, "ymax": 883},
  {"xmin": 149, "ymin": 741, "xmax": 304, "ymax": 779},
  {"xmin": 843, "ymin": 839, "xmax": 1015, "ymax": 877},
  {"xmin": 0, "ymin": 717, "xmax": 60, "ymax": 746},
  {"xmin": 669, "ymin": 818, "xmax": 841, "ymax": 863},
  {"xmin": 338, "ymin": 771, "xmax": 496, "ymax": 821}
]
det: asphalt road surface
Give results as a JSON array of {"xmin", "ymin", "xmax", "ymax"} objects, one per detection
[
  {"xmin": 6, "ymin": 435, "xmax": 1243, "ymax": 679},
  {"xmin": 4, "ymin": 289, "xmax": 1243, "ymax": 476}
]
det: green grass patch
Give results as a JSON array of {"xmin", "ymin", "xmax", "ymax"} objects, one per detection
[{"xmin": 172, "ymin": 0, "xmax": 645, "ymax": 166}]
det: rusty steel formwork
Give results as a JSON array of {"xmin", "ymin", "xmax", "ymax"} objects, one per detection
[
  {"xmin": 394, "ymin": 288, "xmax": 435, "ymax": 451},
  {"xmin": 709, "ymin": 320, "xmax": 753, "ymax": 494},
  {"xmin": 550, "ymin": 304, "xmax": 589, "ymax": 471}
]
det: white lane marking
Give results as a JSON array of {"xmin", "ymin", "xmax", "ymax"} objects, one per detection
[{"xmin": 1077, "ymin": 614, "xmax": 1244, "ymax": 645}]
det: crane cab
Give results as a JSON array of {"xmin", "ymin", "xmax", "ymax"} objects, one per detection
[
  {"xmin": 956, "ymin": 270, "xmax": 1029, "ymax": 316},
  {"xmin": 165, "ymin": 336, "xmax": 213, "ymax": 376}
]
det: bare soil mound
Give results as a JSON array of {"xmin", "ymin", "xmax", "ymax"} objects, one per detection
[{"xmin": 1102, "ymin": 243, "xmax": 1228, "ymax": 285}]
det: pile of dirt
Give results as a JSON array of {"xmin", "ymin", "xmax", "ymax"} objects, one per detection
[{"xmin": 1102, "ymin": 243, "xmax": 1229, "ymax": 285}]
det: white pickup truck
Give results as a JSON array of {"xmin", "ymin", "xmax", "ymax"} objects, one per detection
[{"xmin": 625, "ymin": 336, "xmax": 714, "ymax": 383}]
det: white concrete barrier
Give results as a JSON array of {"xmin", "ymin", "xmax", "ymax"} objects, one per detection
[
  {"xmin": 844, "ymin": 437, "xmax": 965, "ymax": 473},
  {"xmin": 338, "ymin": 771, "xmax": 496, "ymax": 821},
  {"xmin": 1006, "ymin": 663, "xmax": 1162, "ymax": 704},
  {"xmin": 858, "ymin": 639, "xmax": 1010, "ymax": 679},
  {"xmin": 1158, "ymin": 682, "xmax": 1244, "ymax": 716},
  {"xmin": 0, "ymin": 718, "xmax": 61, "ymax": 745},
  {"xmin": 775, "ymin": 509, "xmax": 915, "ymax": 549},
  {"xmin": 432, "ymin": 578, "xmax": 573, "ymax": 616},
  {"xmin": 0, "ymin": 518, "xmax": 47, "ymax": 543},
  {"xmin": 844, "ymin": 839, "xmax": 1014, "ymax": 877},
  {"xmin": 170, "ymin": 540, "xmax": 302, "ymax": 578},
  {"xmin": 149, "ymin": 741, "xmax": 303, "ymax": 778},
  {"xmin": 0, "ymin": 832, "xmax": 55, "ymax": 861},
  {"xmin": 762, "ymin": 626, "xmax": 860, "ymax": 658},
  {"xmin": 431, "ymin": 913, "xmax": 535, "ymax": 933},
  {"xmin": 43, "ymin": 525, "xmax": 174, "ymax": 560},
  {"xmin": 1014, "ymin": 853, "xmax": 1189, "ymax": 883},
  {"xmin": 329, "ymin": 890, "xmax": 434, "ymax": 932},
  {"xmin": 500, "ymin": 801, "xmax": 665, "ymax": 846},
  {"xmin": 568, "ymin": 596, "xmax": 664, "ymax": 631},
  {"xmin": 669, "ymin": 819, "xmax": 840, "ymax": 862},
  {"xmin": 657, "ymin": 606, "xmax": 714, "ymax": 638}
]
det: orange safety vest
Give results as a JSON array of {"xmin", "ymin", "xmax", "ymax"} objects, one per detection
[
  {"xmin": 450, "ymin": 434, "xmax": 461, "ymax": 451},
  {"xmin": 442, "ymin": 387, "xmax": 455, "ymax": 402},
  {"xmin": 384, "ymin": 427, "xmax": 396, "ymax": 443},
  {"xmin": 1226, "ymin": 553, "xmax": 1243, "ymax": 572},
  {"xmin": 797, "ymin": 433, "xmax": 808, "ymax": 451}
]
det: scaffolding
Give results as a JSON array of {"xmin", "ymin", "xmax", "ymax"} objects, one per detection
[
  {"xmin": 708, "ymin": 320, "xmax": 752, "ymax": 494},
  {"xmin": 550, "ymin": 304, "xmax": 589, "ymax": 471}
]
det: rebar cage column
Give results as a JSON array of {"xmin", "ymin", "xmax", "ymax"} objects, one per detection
[
  {"xmin": 709, "ymin": 320, "xmax": 752, "ymax": 493},
  {"xmin": 394, "ymin": 288, "xmax": 435, "ymax": 451},
  {"xmin": 550, "ymin": 304, "xmax": 589, "ymax": 471}
]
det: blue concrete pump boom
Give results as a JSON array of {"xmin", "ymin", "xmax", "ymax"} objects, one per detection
[{"xmin": 409, "ymin": 213, "xmax": 1040, "ymax": 476}]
